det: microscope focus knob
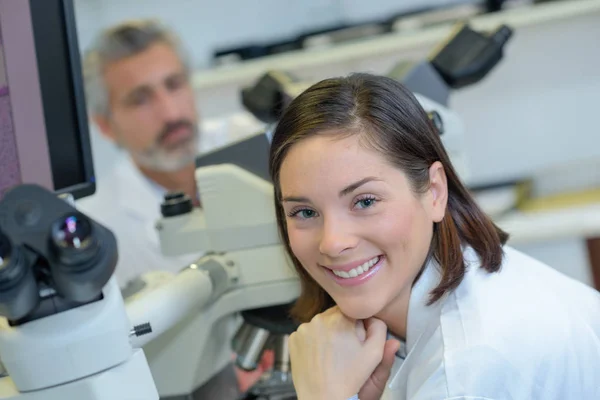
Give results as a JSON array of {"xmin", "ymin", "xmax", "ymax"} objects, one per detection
[{"xmin": 161, "ymin": 192, "xmax": 193, "ymax": 217}]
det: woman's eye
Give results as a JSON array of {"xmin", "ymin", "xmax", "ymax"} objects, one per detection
[
  {"xmin": 355, "ymin": 197, "xmax": 377, "ymax": 209},
  {"xmin": 299, "ymin": 209, "xmax": 316, "ymax": 218},
  {"xmin": 289, "ymin": 209, "xmax": 317, "ymax": 219}
]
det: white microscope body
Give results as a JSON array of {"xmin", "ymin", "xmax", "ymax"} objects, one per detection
[
  {"xmin": 0, "ymin": 276, "xmax": 158, "ymax": 400},
  {"xmin": 0, "ymin": 185, "xmax": 161, "ymax": 400},
  {"xmin": 0, "ymin": 164, "xmax": 300, "ymax": 400},
  {"xmin": 132, "ymin": 163, "xmax": 301, "ymax": 398}
]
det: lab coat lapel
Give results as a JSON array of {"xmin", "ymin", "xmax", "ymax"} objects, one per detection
[
  {"xmin": 386, "ymin": 258, "xmax": 446, "ymax": 398},
  {"xmin": 115, "ymin": 156, "xmax": 166, "ymax": 230}
]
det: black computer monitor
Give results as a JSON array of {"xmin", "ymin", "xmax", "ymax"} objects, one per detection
[{"xmin": 0, "ymin": 0, "xmax": 94, "ymax": 201}]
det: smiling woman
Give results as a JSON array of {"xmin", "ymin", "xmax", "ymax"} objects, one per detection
[
  {"xmin": 268, "ymin": 73, "xmax": 600, "ymax": 400},
  {"xmin": 270, "ymin": 73, "xmax": 507, "ymax": 324}
]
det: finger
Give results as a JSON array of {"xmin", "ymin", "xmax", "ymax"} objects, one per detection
[
  {"xmin": 363, "ymin": 318, "xmax": 388, "ymax": 358},
  {"xmin": 381, "ymin": 339, "xmax": 401, "ymax": 370},
  {"xmin": 369, "ymin": 339, "xmax": 401, "ymax": 387},
  {"xmin": 355, "ymin": 319, "xmax": 366, "ymax": 342},
  {"xmin": 310, "ymin": 305, "xmax": 341, "ymax": 326},
  {"xmin": 362, "ymin": 316, "xmax": 380, "ymax": 332},
  {"xmin": 358, "ymin": 339, "xmax": 400, "ymax": 399},
  {"xmin": 364, "ymin": 317, "xmax": 387, "ymax": 342},
  {"xmin": 326, "ymin": 306, "xmax": 357, "ymax": 331},
  {"xmin": 321, "ymin": 305, "xmax": 340, "ymax": 316}
]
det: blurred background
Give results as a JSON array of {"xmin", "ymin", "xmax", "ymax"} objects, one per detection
[{"xmin": 71, "ymin": 0, "xmax": 600, "ymax": 290}]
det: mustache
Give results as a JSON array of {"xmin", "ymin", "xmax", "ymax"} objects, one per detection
[{"xmin": 157, "ymin": 120, "xmax": 195, "ymax": 144}]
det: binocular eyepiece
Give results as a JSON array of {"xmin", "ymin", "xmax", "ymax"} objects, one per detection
[
  {"xmin": 0, "ymin": 184, "xmax": 118, "ymax": 324},
  {"xmin": 50, "ymin": 213, "xmax": 100, "ymax": 270}
]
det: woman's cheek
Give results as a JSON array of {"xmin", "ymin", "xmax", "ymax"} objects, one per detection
[{"xmin": 288, "ymin": 229, "xmax": 311, "ymax": 263}]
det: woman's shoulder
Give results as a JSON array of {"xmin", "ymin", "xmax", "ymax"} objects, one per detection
[
  {"xmin": 461, "ymin": 244, "xmax": 597, "ymax": 303},
  {"xmin": 437, "ymin": 245, "xmax": 600, "ymax": 396},
  {"xmin": 456, "ymin": 245, "xmax": 599, "ymax": 330}
]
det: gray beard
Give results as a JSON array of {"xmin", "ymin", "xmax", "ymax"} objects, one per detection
[{"xmin": 129, "ymin": 130, "xmax": 200, "ymax": 172}]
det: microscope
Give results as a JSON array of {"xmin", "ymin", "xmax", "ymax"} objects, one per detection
[
  {"xmin": 149, "ymin": 163, "xmax": 301, "ymax": 399},
  {"xmin": 0, "ymin": 176, "xmax": 299, "ymax": 400},
  {"xmin": 0, "ymin": 185, "xmax": 159, "ymax": 399}
]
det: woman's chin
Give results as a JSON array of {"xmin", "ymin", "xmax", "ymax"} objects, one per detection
[{"xmin": 336, "ymin": 301, "xmax": 381, "ymax": 321}]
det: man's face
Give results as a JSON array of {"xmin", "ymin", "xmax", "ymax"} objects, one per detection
[{"xmin": 96, "ymin": 42, "xmax": 199, "ymax": 172}]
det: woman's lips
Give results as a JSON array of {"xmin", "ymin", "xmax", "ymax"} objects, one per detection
[{"xmin": 323, "ymin": 255, "xmax": 385, "ymax": 287}]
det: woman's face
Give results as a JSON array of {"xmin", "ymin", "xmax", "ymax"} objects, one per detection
[{"xmin": 279, "ymin": 133, "xmax": 447, "ymax": 320}]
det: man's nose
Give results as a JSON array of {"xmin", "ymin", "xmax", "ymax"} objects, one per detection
[
  {"xmin": 155, "ymin": 90, "xmax": 181, "ymax": 121},
  {"xmin": 318, "ymin": 216, "xmax": 358, "ymax": 257}
]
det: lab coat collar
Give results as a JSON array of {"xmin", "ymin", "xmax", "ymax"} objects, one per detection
[
  {"xmin": 116, "ymin": 155, "xmax": 167, "ymax": 221},
  {"xmin": 406, "ymin": 256, "xmax": 444, "ymax": 353},
  {"xmin": 386, "ymin": 256, "xmax": 446, "ymax": 392}
]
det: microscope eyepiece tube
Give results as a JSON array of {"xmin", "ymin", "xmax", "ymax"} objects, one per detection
[
  {"xmin": 48, "ymin": 211, "xmax": 115, "ymax": 303},
  {"xmin": 50, "ymin": 212, "xmax": 99, "ymax": 268},
  {"xmin": 0, "ymin": 229, "xmax": 25, "ymax": 283},
  {"xmin": 0, "ymin": 229, "xmax": 39, "ymax": 321}
]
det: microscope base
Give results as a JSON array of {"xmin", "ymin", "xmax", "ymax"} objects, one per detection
[{"xmin": 0, "ymin": 349, "xmax": 158, "ymax": 400}]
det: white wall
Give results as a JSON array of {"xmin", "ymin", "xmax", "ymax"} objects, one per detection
[
  {"xmin": 75, "ymin": 0, "xmax": 600, "ymax": 189},
  {"xmin": 73, "ymin": 0, "xmax": 474, "ymax": 69},
  {"xmin": 451, "ymin": 13, "xmax": 600, "ymax": 186},
  {"xmin": 189, "ymin": 6, "xmax": 600, "ymax": 188},
  {"xmin": 73, "ymin": 0, "xmax": 478, "ymax": 180}
]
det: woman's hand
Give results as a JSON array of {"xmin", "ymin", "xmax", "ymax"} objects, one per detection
[
  {"xmin": 288, "ymin": 306, "xmax": 394, "ymax": 400},
  {"xmin": 358, "ymin": 321, "xmax": 401, "ymax": 400}
]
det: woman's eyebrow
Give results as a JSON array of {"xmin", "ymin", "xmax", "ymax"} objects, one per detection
[
  {"xmin": 282, "ymin": 195, "xmax": 310, "ymax": 203},
  {"xmin": 282, "ymin": 177, "xmax": 382, "ymax": 203},
  {"xmin": 338, "ymin": 176, "xmax": 382, "ymax": 198}
]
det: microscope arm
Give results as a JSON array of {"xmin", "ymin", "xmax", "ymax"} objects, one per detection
[{"xmin": 125, "ymin": 254, "xmax": 238, "ymax": 348}]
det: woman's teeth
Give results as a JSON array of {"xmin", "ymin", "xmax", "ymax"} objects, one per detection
[{"xmin": 332, "ymin": 256, "xmax": 380, "ymax": 279}]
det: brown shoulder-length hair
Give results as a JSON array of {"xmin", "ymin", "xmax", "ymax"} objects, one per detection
[{"xmin": 269, "ymin": 73, "xmax": 508, "ymax": 322}]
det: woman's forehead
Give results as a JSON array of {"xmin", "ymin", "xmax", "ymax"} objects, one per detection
[{"xmin": 279, "ymin": 135, "xmax": 399, "ymax": 196}]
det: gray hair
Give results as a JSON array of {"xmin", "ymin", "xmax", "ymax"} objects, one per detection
[{"xmin": 82, "ymin": 19, "xmax": 191, "ymax": 117}]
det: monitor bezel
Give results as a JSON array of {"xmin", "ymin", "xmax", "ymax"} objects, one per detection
[{"xmin": 30, "ymin": 0, "xmax": 96, "ymax": 200}]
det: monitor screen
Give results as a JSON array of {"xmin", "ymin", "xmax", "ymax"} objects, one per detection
[{"xmin": 0, "ymin": 0, "xmax": 94, "ymax": 201}]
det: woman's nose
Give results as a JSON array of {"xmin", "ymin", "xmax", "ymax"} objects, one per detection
[{"xmin": 318, "ymin": 217, "xmax": 358, "ymax": 257}]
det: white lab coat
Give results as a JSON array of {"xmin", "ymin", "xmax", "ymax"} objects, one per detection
[
  {"xmin": 76, "ymin": 113, "xmax": 266, "ymax": 287},
  {"xmin": 381, "ymin": 246, "xmax": 600, "ymax": 400}
]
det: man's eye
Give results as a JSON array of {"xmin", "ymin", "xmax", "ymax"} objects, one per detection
[
  {"xmin": 128, "ymin": 92, "xmax": 151, "ymax": 106},
  {"xmin": 167, "ymin": 75, "xmax": 188, "ymax": 91}
]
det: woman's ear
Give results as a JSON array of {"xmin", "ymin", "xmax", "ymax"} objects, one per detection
[{"xmin": 427, "ymin": 161, "xmax": 448, "ymax": 223}]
